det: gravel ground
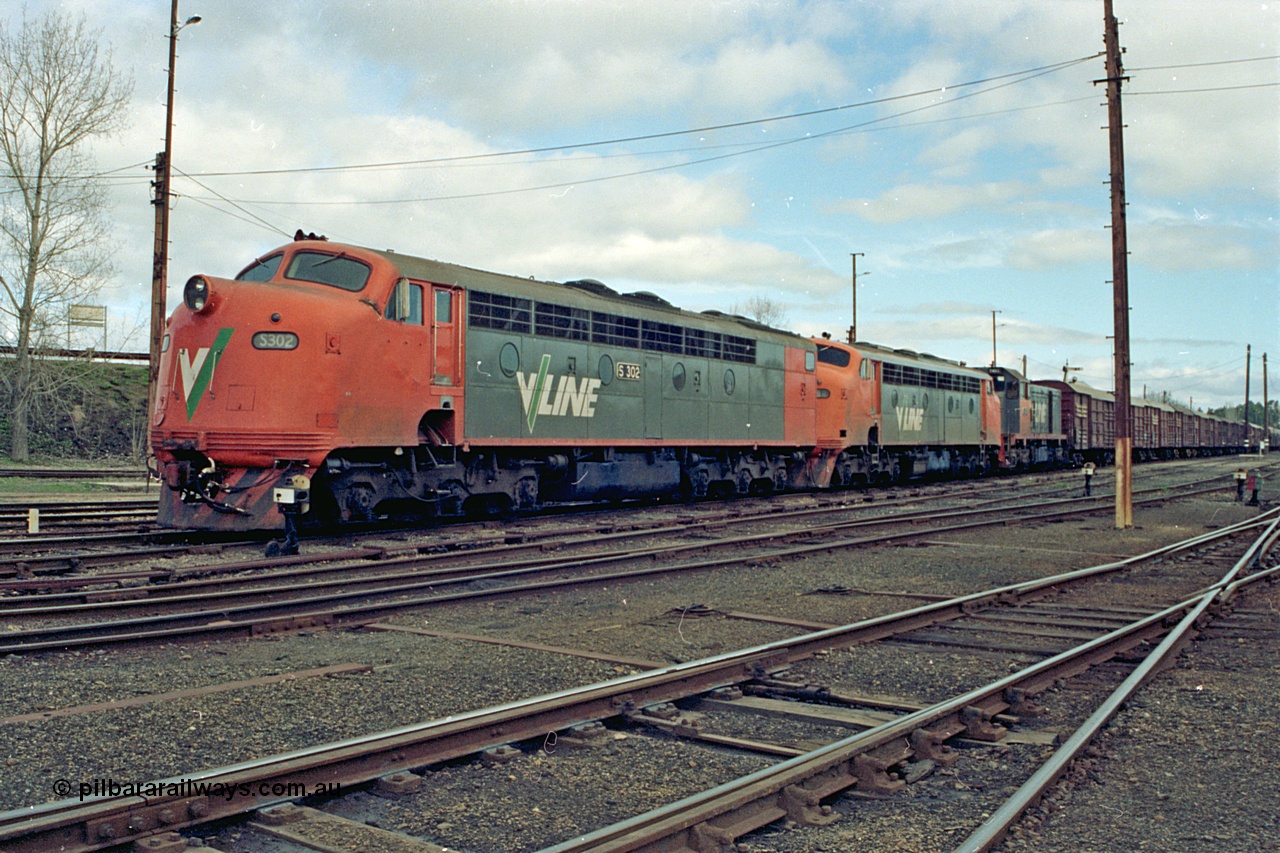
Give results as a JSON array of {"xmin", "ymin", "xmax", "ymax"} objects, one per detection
[
  {"xmin": 1, "ymin": 459, "xmax": 1275, "ymax": 853},
  {"xmin": 1007, "ymin": 585, "xmax": 1280, "ymax": 853}
]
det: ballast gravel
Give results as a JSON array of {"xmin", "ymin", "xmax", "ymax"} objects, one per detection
[{"xmin": 0, "ymin": 459, "xmax": 1274, "ymax": 853}]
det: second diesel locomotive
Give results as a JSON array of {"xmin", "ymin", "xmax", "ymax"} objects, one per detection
[{"xmin": 150, "ymin": 234, "xmax": 1263, "ymax": 533}]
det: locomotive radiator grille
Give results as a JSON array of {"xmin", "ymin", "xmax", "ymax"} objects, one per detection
[{"xmin": 158, "ymin": 429, "xmax": 332, "ymax": 455}]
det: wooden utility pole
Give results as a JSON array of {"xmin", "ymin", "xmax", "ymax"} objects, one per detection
[
  {"xmin": 848, "ymin": 253, "xmax": 864, "ymax": 345},
  {"xmin": 1244, "ymin": 343, "xmax": 1252, "ymax": 447},
  {"xmin": 990, "ymin": 310, "xmax": 1001, "ymax": 368},
  {"xmin": 1264, "ymin": 353, "xmax": 1270, "ymax": 449},
  {"xmin": 1101, "ymin": 0, "xmax": 1132, "ymax": 528},
  {"xmin": 149, "ymin": 2, "xmax": 200, "ymax": 443}
]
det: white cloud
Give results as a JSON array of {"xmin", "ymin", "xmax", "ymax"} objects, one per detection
[
  {"xmin": 1007, "ymin": 228, "xmax": 1108, "ymax": 270},
  {"xmin": 837, "ymin": 181, "xmax": 1030, "ymax": 224}
]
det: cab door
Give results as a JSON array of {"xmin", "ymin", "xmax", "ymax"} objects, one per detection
[{"xmin": 432, "ymin": 286, "xmax": 461, "ymax": 387}]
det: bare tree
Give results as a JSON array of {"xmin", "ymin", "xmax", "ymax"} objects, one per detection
[
  {"xmin": 0, "ymin": 11, "xmax": 132, "ymax": 460},
  {"xmin": 730, "ymin": 294, "xmax": 790, "ymax": 329}
]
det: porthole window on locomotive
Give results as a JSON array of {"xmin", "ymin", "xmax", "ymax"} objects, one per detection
[
  {"xmin": 891, "ymin": 390, "xmax": 899, "ymax": 408},
  {"xmin": 922, "ymin": 393, "xmax": 929, "ymax": 409},
  {"xmin": 724, "ymin": 368, "xmax": 736, "ymax": 395},
  {"xmin": 499, "ymin": 342, "xmax": 520, "ymax": 377},
  {"xmin": 969, "ymin": 399, "xmax": 976, "ymax": 414},
  {"xmin": 599, "ymin": 354, "xmax": 614, "ymax": 385},
  {"xmin": 673, "ymin": 362, "xmax": 686, "ymax": 391},
  {"xmin": 948, "ymin": 397, "xmax": 954, "ymax": 413}
]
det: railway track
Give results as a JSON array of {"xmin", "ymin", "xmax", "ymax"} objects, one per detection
[
  {"xmin": 0, "ymin": 499, "xmax": 158, "ymax": 536},
  {"xmin": 0, "ymin": 462, "xmax": 1096, "ymax": 571},
  {"xmin": 1, "ymin": 507, "xmax": 1273, "ymax": 853},
  {"xmin": 0, "ymin": 473, "xmax": 1234, "ymax": 654},
  {"xmin": 0, "ymin": 468, "xmax": 149, "ymax": 480},
  {"xmin": 0, "ymin": 456, "xmax": 1251, "ymax": 574}
]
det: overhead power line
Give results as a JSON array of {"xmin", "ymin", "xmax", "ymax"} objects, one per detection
[
  {"xmin": 173, "ymin": 53, "xmax": 1103, "ymax": 179},
  {"xmin": 1129, "ymin": 81, "xmax": 1280, "ymax": 96},
  {"xmin": 183, "ymin": 53, "xmax": 1101, "ymax": 208},
  {"xmin": 1128, "ymin": 53, "xmax": 1280, "ymax": 71}
]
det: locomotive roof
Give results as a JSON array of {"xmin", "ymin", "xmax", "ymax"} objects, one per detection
[
  {"xmin": 821, "ymin": 338, "xmax": 989, "ymax": 379},
  {"xmin": 364, "ymin": 245, "xmax": 810, "ymax": 349},
  {"xmin": 1049, "ymin": 378, "xmax": 1116, "ymax": 403}
]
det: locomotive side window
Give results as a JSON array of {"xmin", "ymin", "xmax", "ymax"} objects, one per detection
[
  {"xmin": 684, "ymin": 328, "xmax": 721, "ymax": 359},
  {"xmin": 385, "ymin": 280, "xmax": 423, "ymax": 324},
  {"xmin": 535, "ymin": 302, "xmax": 589, "ymax": 340},
  {"xmin": 285, "ymin": 252, "xmax": 371, "ymax": 291},
  {"xmin": 470, "ymin": 291, "xmax": 532, "ymax": 333},
  {"xmin": 591, "ymin": 311, "xmax": 640, "ymax": 348},
  {"xmin": 435, "ymin": 290, "xmax": 452, "ymax": 323},
  {"xmin": 882, "ymin": 362, "xmax": 980, "ymax": 394},
  {"xmin": 236, "ymin": 253, "xmax": 283, "ymax": 282},
  {"xmin": 469, "ymin": 288, "xmax": 758, "ymax": 365},
  {"xmin": 721, "ymin": 335, "xmax": 756, "ymax": 364},
  {"xmin": 859, "ymin": 359, "xmax": 872, "ymax": 380},
  {"xmin": 642, "ymin": 320, "xmax": 683, "ymax": 353}
]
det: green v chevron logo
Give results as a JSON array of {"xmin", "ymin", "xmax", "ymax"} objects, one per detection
[
  {"xmin": 178, "ymin": 328, "xmax": 234, "ymax": 420},
  {"xmin": 518, "ymin": 354, "xmax": 553, "ymax": 433}
]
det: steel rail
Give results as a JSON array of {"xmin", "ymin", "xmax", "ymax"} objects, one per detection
[
  {"xmin": 536, "ymin": 512, "xmax": 1280, "ymax": 853},
  {"xmin": 953, "ymin": 515, "xmax": 1280, "ymax": 852},
  {"xmin": 0, "ymin": 514, "xmax": 1270, "ymax": 853},
  {"xmin": 0, "ymin": 482, "xmax": 918, "ymax": 571},
  {"xmin": 0, "ymin": 480, "xmax": 1238, "ymax": 653},
  {"xmin": 0, "ymin": 466, "xmax": 1221, "ymax": 594},
  {"xmin": 0, "ymin": 486, "xmax": 1131, "ymax": 612},
  {"xmin": 0, "ymin": 467, "xmax": 149, "ymax": 479}
]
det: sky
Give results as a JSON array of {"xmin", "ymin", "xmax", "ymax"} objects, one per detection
[{"xmin": 6, "ymin": 0, "xmax": 1278, "ymax": 411}]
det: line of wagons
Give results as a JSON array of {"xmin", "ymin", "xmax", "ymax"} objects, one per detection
[
  {"xmin": 986, "ymin": 368, "xmax": 1272, "ymax": 470},
  {"xmin": 149, "ymin": 235, "xmax": 1274, "ymax": 532}
]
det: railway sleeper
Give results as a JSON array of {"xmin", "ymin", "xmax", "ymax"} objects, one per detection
[
  {"xmin": 249, "ymin": 613, "xmax": 335, "ymax": 636},
  {"xmin": 688, "ymin": 799, "xmax": 789, "ymax": 852}
]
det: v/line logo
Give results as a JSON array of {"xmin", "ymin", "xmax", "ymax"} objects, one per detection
[
  {"xmin": 178, "ymin": 328, "xmax": 235, "ymax": 420},
  {"xmin": 895, "ymin": 406, "xmax": 924, "ymax": 432},
  {"xmin": 517, "ymin": 354, "xmax": 602, "ymax": 433}
]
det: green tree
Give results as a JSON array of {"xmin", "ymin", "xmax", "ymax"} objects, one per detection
[{"xmin": 0, "ymin": 10, "xmax": 132, "ymax": 460}]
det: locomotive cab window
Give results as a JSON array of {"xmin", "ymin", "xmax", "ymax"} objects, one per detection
[
  {"xmin": 236, "ymin": 253, "xmax": 283, "ymax": 282},
  {"xmin": 817, "ymin": 345, "xmax": 851, "ymax": 368},
  {"xmin": 435, "ymin": 289, "xmax": 452, "ymax": 323},
  {"xmin": 385, "ymin": 280, "xmax": 423, "ymax": 324},
  {"xmin": 285, "ymin": 251, "xmax": 371, "ymax": 292}
]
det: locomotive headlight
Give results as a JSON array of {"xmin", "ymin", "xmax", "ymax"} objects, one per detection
[{"xmin": 183, "ymin": 276, "xmax": 211, "ymax": 312}]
